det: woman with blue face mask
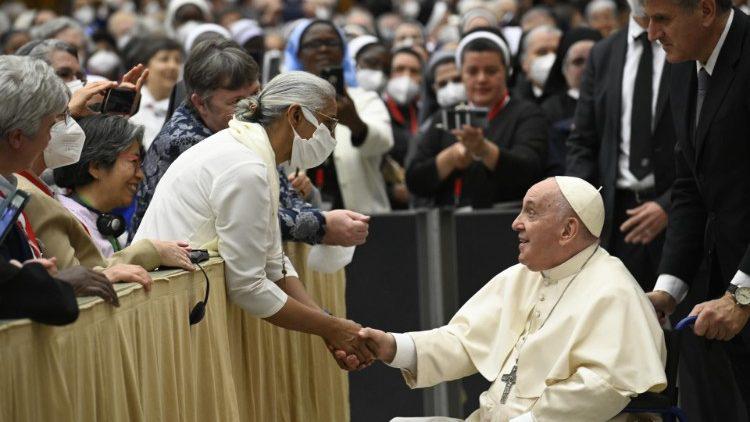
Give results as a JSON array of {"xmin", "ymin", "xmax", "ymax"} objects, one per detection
[
  {"xmin": 284, "ymin": 19, "xmax": 395, "ymax": 214},
  {"xmin": 134, "ymin": 71, "xmax": 373, "ymax": 369}
]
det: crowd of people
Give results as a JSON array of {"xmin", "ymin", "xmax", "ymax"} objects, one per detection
[{"xmin": 1, "ymin": 0, "xmax": 750, "ymax": 420}]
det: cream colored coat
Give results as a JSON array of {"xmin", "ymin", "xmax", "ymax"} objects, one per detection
[
  {"xmin": 332, "ymin": 87, "xmax": 394, "ymax": 214},
  {"xmin": 403, "ymin": 243, "xmax": 667, "ymax": 421},
  {"xmin": 16, "ymin": 173, "xmax": 160, "ymax": 271}
]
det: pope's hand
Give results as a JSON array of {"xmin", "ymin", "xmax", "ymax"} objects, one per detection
[
  {"xmin": 322, "ymin": 210, "xmax": 370, "ymax": 246},
  {"xmin": 358, "ymin": 327, "xmax": 397, "ymax": 363},
  {"xmin": 647, "ymin": 290, "xmax": 677, "ymax": 325},
  {"xmin": 691, "ymin": 293, "xmax": 750, "ymax": 340}
]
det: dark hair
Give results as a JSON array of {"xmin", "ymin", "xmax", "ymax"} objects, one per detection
[
  {"xmin": 54, "ymin": 115, "xmax": 144, "ymax": 189},
  {"xmin": 184, "ymin": 38, "xmax": 259, "ymax": 100},
  {"xmin": 123, "ymin": 36, "xmax": 182, "ymax": 71},
  {"xmin": 391, "ymin": 47, "xmax": 424, "ymax": 67}
]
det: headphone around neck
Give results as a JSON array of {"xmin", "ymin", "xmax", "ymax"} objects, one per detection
[{"xmin": 71, "ymin": 194, "xmax": 127, "ymax": 239}]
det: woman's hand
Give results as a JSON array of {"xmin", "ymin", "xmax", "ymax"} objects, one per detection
[
  {"xmin": 152, "ymin": 240, "xmax": 194, "ymax": 271},
  {"xmin": 322, "ymin": 317, "xmax": 375, "ymax": 369},
  {"xmin": 288, "ymin": 171, "xmax": 314, "ymax": 198},
  {"xmin": 102, "ymin": 263, "xmax": 153, "ymax": 291},
  {"xmin": 69, "ymin": 80, "xmax": 118, "ymax": 118}
]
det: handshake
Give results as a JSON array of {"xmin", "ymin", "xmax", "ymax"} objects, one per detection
[{"xmin": 320, "ymin": 318, "xmax": 398, "ymax": 371}]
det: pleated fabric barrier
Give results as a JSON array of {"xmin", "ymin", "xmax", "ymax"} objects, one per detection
[{"xmin": 0, "ymin": 242, "xmax": 349, "ymax": 422}]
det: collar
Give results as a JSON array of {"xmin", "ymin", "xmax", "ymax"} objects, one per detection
[
  {"xmin": 532, "ymin": 85, "xmax": 544, "ymax": 98},
  {"xmin": 17, "ymin": 170, "xmax": 53, "ymax": 197},
  {"xmin": 384, "ymin": 95, "xmax": 419, "ymax": 134},
  {"xmin": 697, "ymin": 9, "xmax": 734, "ymax": 76},
  {"xmin": 567, "ymin": 88, "xmax": 580, "ymax": 100},
  {"xmin": 487, "ymin": 93, "xmax": 511, "ymax": 121},
  {"xmin": 628, "ymin": 16, "xmax": 647, "ymax": 41},
  {"xmin": 540, "ymin": 242, "xmax": 600, "ymax": 281}
]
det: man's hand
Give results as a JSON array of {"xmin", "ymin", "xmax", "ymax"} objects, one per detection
[
  {"xmin": 648, "ymin": 290, "xmax": 677, "ymax": 325},
  {"xmin": 288, "ymin": 171, "xmax": 314, "ymax": 199},
  {"xmin": 69, "ymin": 80, "xmax": 118, "ymax": 117},
  {"xmin": 56, "ymin": 266, "xmax": 120, "ymax": 306},
  {"xmin": 620, "ymin": 201, "xmax": 668, "ymax": 244},
  {"xmin": 451, "ymin": 125, "xmax": 486, "ymax": 157},
  {"xmin": 358, "ymin": 327, "xmax": 397, "ymax": 363},
  {"xmin": 322, "ymin": 210, "xmax": 370, "ymax": 246},
  {"xmin": 691, "ymin": 293, "xmax": 750, "ymax": 340},
  {"xmin": 102, "ymin": 264, "xmax": 153, "ymax": 291},
  {"xmin": 151, "ymin": 240, "xmax": 194, "ymax": 271},
  {"xmin": 449, "ymin": 142, "xmax": 473, "ymax": 170}
]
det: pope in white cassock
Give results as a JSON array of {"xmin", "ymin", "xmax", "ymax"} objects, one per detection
[{"xmin": 358, "ymin": 176, "xmax": 667, "ymax": 421}]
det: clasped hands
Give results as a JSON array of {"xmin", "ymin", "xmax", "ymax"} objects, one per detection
[{"xmin": 323, "ymin": 322, "xmax": 398, "ymax": 371}]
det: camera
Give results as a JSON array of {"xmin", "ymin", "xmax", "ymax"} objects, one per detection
[{"xmin": 437, "ymin": 104, "xmax": 489, "ymax": 131}]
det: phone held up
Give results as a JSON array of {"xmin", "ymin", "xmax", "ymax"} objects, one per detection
[
  {"xmin": 437, "ymin": 104, "xmax": 489, "ymax": 132},
  {"xmin": 100, "ymin": 87, "xmax": 139, "ymax": 115},
  {"xmin": 321, "ymin": 66, "xmax": 345, "ymax": 96}
]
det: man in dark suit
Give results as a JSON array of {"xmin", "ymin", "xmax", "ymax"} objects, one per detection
[
  {"xmin": 644, "ymin": 0, "xmax": 750, "ymax": 418},
  {"xmin": 566, "ymin": 0, "xmax": 676, "ymax": 292}
]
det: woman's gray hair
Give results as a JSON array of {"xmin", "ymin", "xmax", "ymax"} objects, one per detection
[
  {"xmin": 30, "ymin": 17, "xmax": 83, "ymax": 40},
  {"xmin": 54, "ymin": 114, "xmax": 144, "ymax": 189},
  {"xmin": 235, "ymin": 71, "xmax": 335, "ymax": 127},
  {"xmin": 0, "ymin": 55, "xmax": 69, "ymax": 139},
  {"xmin": 16, "ymin": 39, "xmax": 78, "ymax": 65}
]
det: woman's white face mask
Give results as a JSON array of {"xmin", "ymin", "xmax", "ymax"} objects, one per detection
[
  {"xmin": 436, "ymin": 81, "xmax": 466, "ymax": 107},
  {"xmin": 356, "ymin": 68, "xmax": 387, "ymax": 93},
  {"xmin": 386, "ymin": 75, "xmax": 420, "ymax": 105},
  {"xmin": 289, "ymin": 107, "xmax": 337, "ymax": 170},
  {"xmin": 44, "ymin": 117, "xmax": 86, "ymax": 170}
]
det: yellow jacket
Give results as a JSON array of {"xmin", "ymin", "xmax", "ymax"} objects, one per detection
[{"xmin": 16, "ymin": 172, "xmax": 161, "ymax": 271}]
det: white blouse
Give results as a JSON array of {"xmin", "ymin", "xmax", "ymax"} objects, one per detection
[
  {"xmin": 129, "ymin": 85, "xmax": 170, "ymax": 152},
  {"xmin": 133, "ymin": 129, "xmax": 295, "ymax": 318}
]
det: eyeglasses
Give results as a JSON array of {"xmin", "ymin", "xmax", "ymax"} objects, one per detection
[
  {"xmin": 312, "ymin": 109, "xmax": 339, "ymax": 133},
  {"xmin": 300, "ymin": 38, "xmax": 343, "ymax": 52}
]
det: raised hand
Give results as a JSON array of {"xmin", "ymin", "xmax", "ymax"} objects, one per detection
[{"xmin": 322, "ymin": 209, "xmax": 370, "ymax": 246}]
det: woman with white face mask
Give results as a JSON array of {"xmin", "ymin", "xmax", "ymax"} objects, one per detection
[
  {"xmin": 382, "ymin": 47, "xmax": 424, "ymax": 209},
  {"xmin": 134, "ymin": 71, "xmax": 374, "ymax": 369}
]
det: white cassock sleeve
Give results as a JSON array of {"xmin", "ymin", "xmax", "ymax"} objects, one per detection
[
  {"xmin": 399, "ymin": 327, "xmax": 478, "ymax": 388},
  {"xmin": 211, "ymin": 161, "xmax": 291, "ymax": 318},
  {"xmin": 529, "ymin": 366, "xmax": 632, "ymax": 422}
]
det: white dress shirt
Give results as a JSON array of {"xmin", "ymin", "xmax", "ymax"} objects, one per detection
[
  {"xmin": 134, "ymin": 129, "xmax": 295, "ymax": 318},
  {"xmin": 129, "ymin": 85, "xmax": 170, "ymax": 152},
  {"xmin": 616, "ymin": 17, "xmax": 666, "ymax": 191},
  {"xmin": 653, "ymin": 9, "xmax": 750, "ymax": 303}
]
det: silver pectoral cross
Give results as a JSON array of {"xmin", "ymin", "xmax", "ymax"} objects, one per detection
[{"xmin": 500, "ymin": 364, "xmax": 517, "ymax": 404}]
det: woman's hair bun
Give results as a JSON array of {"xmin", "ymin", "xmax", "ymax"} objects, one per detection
[{"xmin": 235, "ymin": 96, "xmax": 261, "ymax": 122}]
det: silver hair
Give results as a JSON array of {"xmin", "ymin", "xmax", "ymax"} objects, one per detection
[
  {"xmin": 20, "ymin": 39, "xmax": 78, "ymax": 65},
  {"xmin": 30, "ymin": 16, "xmax": 83, "ymax": 40},
  {"xmin": 235, "ymin": 71, "xmax": 335, "ymax": 127},
  {"xmin": 628, "ymin": 0, "xmax": 648, "ymax": 17},
  {"xmin": 521, "ymin": 24, "xmax": 562, "ymax": 63},
  {"xmin": 585, "ymin": 0, "xmax": 618, "ymax": 20},
  {"xmin": 0, "ymin": 55, "xmax": 69, "ymax": 139}
]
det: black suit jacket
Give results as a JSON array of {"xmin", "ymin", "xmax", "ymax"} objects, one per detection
[
  {"xmin": 566, "ymin": 28, "xmax": 676, "ymax": 247},
  {"xmin": 659, "ymin": 9, "xmax": 750, "ymax": 288},
  {"xmin": 0, "ymin": 260, "xmax": 79, "ymax": 325}
]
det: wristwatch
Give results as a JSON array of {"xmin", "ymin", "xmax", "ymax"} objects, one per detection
[{"xmin": 727, "ymin": 284, "xmax": 750, "ymax": 306}]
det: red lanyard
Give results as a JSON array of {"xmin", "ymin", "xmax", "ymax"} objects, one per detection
[
  {"xmin": 487, "ymin": 93, "xmax": 511, "ymax": 121},
  {"xmin": 385, "ymin": 96, "xmax": 418, "ymax": 135}
]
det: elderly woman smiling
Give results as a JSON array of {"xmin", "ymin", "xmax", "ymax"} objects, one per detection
[{"xmin": 135, "ymin": 71, "xmax": 372, "ymax": 368}]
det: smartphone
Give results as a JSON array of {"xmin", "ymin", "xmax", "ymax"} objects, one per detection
[
  {"xmin": 0, "ymin": 187, "xmax": 30, "ymax": 244},
  {"xmin": 321, "ymin": 66, "xmax": 345, "ymax": 96},
  {"xmin": 101, "ymin": 87, "xmax": 138, "ymax": 115},
  {"xmin": 262, "ymin": 49, "xmax": 282, "ymax": 85},
  {"xmin": 439, "ymin": 105, "xmax": 489, "ymax": 131}
]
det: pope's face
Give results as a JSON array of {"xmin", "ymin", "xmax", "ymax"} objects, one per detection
[{"xmin": 511, "ymin": 179, "xmax": 566, "ymax": 271}]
